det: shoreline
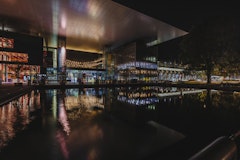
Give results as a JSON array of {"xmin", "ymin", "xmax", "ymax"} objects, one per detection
[{"xmin": 1, "ymin": 82, "xmax": 240, "ymax": 106}]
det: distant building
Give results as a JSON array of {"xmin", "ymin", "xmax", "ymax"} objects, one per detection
[{"xmin": 110, "ymin": 39, "xmax": 158, "ymax": 83}]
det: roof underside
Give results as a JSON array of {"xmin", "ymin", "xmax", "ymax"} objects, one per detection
[
  {"xmin": 0, "ymin": 0, "xmax": 187, "ymax": 53},
  {"xmin": 113, "ymin": 0, "xmax": 240, "ymax": 32}
]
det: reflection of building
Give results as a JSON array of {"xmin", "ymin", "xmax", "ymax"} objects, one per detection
[
  {"xmin": 116, "ymin": 87, "xmax": 159, "ymax": 106},
  {"xmin": 0, "ymin": 31, "xmax": 43, "ymax": 83},
  {"xmin": 0, "ymin": 90, "xmax": 40, "ymax": 149},
  {"xmin": 155, "ymin": 88, "xmax": 205, "ymax": 97},
  {"xmin": 64, "ymin": 88, "xmax": 104, "ymax": 110}
]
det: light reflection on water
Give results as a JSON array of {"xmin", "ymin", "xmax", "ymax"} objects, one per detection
[
  {"xmin": 1, "ymin": 87, "xmax": 240, "ymax": 160},
  {"xmin": 0, "ymin": 91, "xmax": 40, "ymax": 150}
]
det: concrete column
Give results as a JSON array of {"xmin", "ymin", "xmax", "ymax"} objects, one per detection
[{"xmin": 57, "ymin": 36, "xmax": 66, "ymax": 84}]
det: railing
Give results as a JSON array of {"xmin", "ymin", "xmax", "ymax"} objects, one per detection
[{"xmin": 188, "ymin": 134, "xmax": 240, "ymax": 160}]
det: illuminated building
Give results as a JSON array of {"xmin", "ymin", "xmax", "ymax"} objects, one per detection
[
  {"xmin": 45, "ymin": 48, "xmax": 105, "ymax": 84},
  {"xmin": 0, "ymin": 31, "xmax": 42, "ymax": 83},
  {"xmin": 0, "ymin": 1, "xmax": 187, "ymax": 84},
  {"xmin": 109, "ymin": 39, "xmax": 159, "ymax": 83}
]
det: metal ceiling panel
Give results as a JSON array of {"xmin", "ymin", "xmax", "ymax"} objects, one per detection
[{"xmin": 0, "ymin": 0, "xmax": 187, "ymax": 53}]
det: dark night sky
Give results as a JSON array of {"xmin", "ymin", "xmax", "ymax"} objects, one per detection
[
  {"xmin": 113, "ymin": 0, "xmax": 240, "ymax": 32},
  {"xmin": 113, "ymin": 0, "xmax": 240, "ymax": 62}
]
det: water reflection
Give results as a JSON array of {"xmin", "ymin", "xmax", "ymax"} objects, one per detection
[
  {"xmin": 211, "ymin": 91, "xmax": 240, "ymax": 109},
  {"xmin": 0, "ymin": 91, "xmax": 40, "ymax": 150},
  {"xmin": 1, "ymin": 87, "xmax": 240, "ymax": 160},
  {"xmin": 58, "ymin": 91, "xmax": 71, "ymax": 135},
  {"xmin": 56, "ymin": 130, "xmax": 69, "ymax": 159},
  {"xmin": 65, "ymin": 88, "xmax": 104, "ymax": 110},
  {"xmin": 115, "ymin": 87, "xmax": 206, "ymax": 109}
]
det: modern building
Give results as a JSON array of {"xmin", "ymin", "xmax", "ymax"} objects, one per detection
[
  {"xmin": 0, "ymin": 0, "xmax": 189, "ymax": 84},
  {"xmin": 0, "ymin": 31, "xmax": 43, "ymax": 83},
  {"xmin": 109, "ymin": 39, "xmax": 158, "ymax": 83}
]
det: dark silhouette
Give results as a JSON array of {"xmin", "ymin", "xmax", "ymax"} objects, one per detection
[{"xmin": 180, "ymin": 16, "xmax": 240, "ymax": 84}]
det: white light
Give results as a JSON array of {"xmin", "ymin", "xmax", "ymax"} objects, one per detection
[{"xmin": 61, "ymin": 14, "xmax": 67, "ymax": 29}]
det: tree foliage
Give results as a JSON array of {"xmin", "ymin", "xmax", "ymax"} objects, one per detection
[{"xmin": 180, "ymin": 16, "xmax": 240, "ymax": 83}]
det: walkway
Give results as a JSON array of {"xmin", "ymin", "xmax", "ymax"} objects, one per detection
[{"xmin": 0, "ymin": 83, "xmax": 33, "ymax": 106}]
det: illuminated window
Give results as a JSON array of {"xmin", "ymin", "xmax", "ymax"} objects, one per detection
[
  {"xmin": 0, "ymin": 37, "xmax": 14, "ymax": 48},
  {"xmin": 0, "ymin": 51, "xmax": 28, "ymax": 63}
]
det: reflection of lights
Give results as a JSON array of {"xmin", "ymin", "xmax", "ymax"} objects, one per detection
[
  {"xmin": 70, "ymin": 22, "xmax": 105, "ymax": 41},
  {"xmin": 147, "ymin": 105, "xmax": 156, "ymax": 110},
  {"xmin": 61, "ymin": 13, "xmax": 67, "ymax": 29},
  {"xmin": 52, "ymin": 90, "xmax": 57, "ymax": 119},
  {"xmin": 58, "ymin": 102, "xmax": 71, "ymax": 135},
  {"xmin": 64, "ymin": 93, "xmax": 104, "ymax": 120},
  {"xmin": 156, "ymin": 89, "xmax": 205, "ymax": 97},
  {"xmin": 67, "ymin": 108, "xmax": 83, "ymax": 120},
  {"xmin": 87, "ymin": 0, "xmax": 99, "ymax": 18},
  {"xmin": 117, "ymin": 96, "xmax": 159, "ymax": 106},
  {"xmin": 118, "ymin": 92, "xmax": 155, "ymax": 98},
  {"xmin": 65, "ymin": 95, "xmax": 104, "ymax": 111},
  {"xmin": 0, "ymin": 91, "xmax": 39, "ymax": 149},
  {"xmin": 70, "ymin": 0, "xmax": 87, "ymax": 13},
  {"xmin": 56, "ymin": 130, "xmax": 69, "ymax": 159}
]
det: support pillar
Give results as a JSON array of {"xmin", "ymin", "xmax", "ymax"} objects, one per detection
[{"xmin": 57, "ymin": 36, "xmax": 66, "ymax": 85}]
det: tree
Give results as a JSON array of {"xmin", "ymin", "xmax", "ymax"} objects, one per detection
[
  {"xmin": 180, "ymin": 16, "xmax": 240, "ymax": 84},
  {"xmin": 217, "ymin": 51, "xmax": 240, "ymax": 79}
]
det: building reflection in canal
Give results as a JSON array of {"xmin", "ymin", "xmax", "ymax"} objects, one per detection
[
  {"xmin": 1, "ymin": 87, "xmax": 240, "ymax": 159},
  {"xmin": 0, "ymin": 91, "xmax": 40, "ymax": 149}
]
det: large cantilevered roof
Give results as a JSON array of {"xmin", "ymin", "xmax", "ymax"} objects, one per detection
[{"xmin": 0, "ymin": 0, "xmax": 187, "ymax": 53}]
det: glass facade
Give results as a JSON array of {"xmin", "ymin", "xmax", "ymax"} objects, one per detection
[
  {"xmin": 0, "ymin": 31, "xmax": 43, "ymax": 84},
  {"xmin": 110, "ymin": 41, "xmax": 159, "ymax": 83},
  {"xmin": 44, "ymin": 47, "xmax": 105, "ymax": 84},
  {"xmin": 0, "ymin": 63, "xmax": 40, "ymax": 83},
  {"xmin": 66, "ymin": 69, "xmax": 105, "ymax": 84}
]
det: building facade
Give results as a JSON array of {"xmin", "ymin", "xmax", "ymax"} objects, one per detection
[{"xmin": 0, "ymin": 31, "xmax": 43, "ymax": 84}]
